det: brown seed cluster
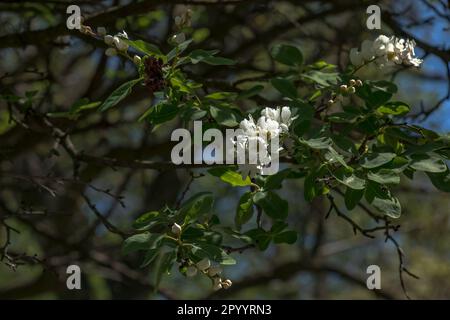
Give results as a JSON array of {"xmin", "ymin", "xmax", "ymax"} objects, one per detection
[{"xmin": 144, "ymin": 57, "xmax": 165, "ymax": 95}]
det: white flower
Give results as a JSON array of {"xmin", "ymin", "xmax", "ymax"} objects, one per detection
[
  {"xmin": 239, "ymin": 116, "xmax": 257, "ymax": 136},
  {"xmin": 349, "ymin": 48, "xmax": 364, "ymax": 66},
  {"xmin": 171, "ymin": 223, "xmax": 182, "ymax": 235},
  {"xmin": 116, "ymin": 30, "xmax": 128, "ymax": 39},
  {"xmin": 104, "ymin": 35, "xmax": 114, "ymax": 45},
  {"xmin": 361, "ymin": 40, "xmax": 375, "ymax": 61},
  {"xmin": 186, "ymin": 266, "xmax": 197, "ymax": 277},
  {"xmin": 261, "ymin": 107, "xmax": 280, "ymax": 122},
  {"xmin": 257, "ymin": 116, "xmax": 281, "ymax": 140},
  {"xmin": 105, "ymin": 48, "xmax": 117, "ymax": 56},
  {"xmin": 372, "ymin": 35, "xmax": 391, "ymax": 56},
  {"xmin": 196, "ymin": 258, "xmax": 211, "ymax": 271},
  {"xmin": 208, "ymin": 266, "xmax": 222, "ymax": 277},
  {"xmin": 97, "ymin": 27, "xmax": 107, "ymax": 36}
]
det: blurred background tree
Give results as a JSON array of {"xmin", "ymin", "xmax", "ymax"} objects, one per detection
[{"xmin": 0, "ymin": 0, "xmax": 449, "ymax": 299}]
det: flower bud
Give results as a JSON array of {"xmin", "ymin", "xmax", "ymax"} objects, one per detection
[
  {"xmin": 97, "ymin": 27, "xmax": 107, "ymax": 36},
  {"xmin": 348, "ymin": 86, "xmax": 356, "ymax": 94},
  {"xmin": 133, "ymin": 55, "xmax": 142, "ymax": 65},
  {"xmin": 208, "ymin": 266, "xmax": 222, "ymax": 277},
  {"xmin": 280, "ymin": 106, "xmax": 291, "ymax": 124},
  {"xmin": 222, "ymin": 279, "xmax": 232, "ymax": 289},
  {"xmin": 171, "ymin": 223, "xmax": 182, "ymax": 235},
  {"xmin": 213, "ymin": 282, "xmax": 222, "ymax": 291},
  {"xmin": 105, "ymin": 48, "xmax": 117, "ymax": 57},
  {"xmin": 104, "ymin": 35, "xmax": 114, "ymax": 45},
  {"xmin": 186, "ymin": 266, "xmax": 197, "ymax": 277},
  {"xmin": 172, "ymin": 32, "xmax": 186, "ymax": 44},
  {"xmin": 349, "ymin": 79, "xmax": 356, "ymax": 86},
  {"xmin": 356, "ymin": 79, "xmax": 363, "ymax": 87},
  {"xmin": 114, "ymin": 37, "xmax": 129, "ymax": 51},
  {"xmin": 327, "ymin": 99, "xmax": 334, "ymax": 106},
  {"xmin": 196, "ymin": 258, "xmax": 211, "ymax": 271},
  {"xmin": 339, "ymin": 84, "xmax": 348, "ymax": 93}
]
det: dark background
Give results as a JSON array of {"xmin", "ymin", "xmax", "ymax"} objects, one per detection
[{"xmin": 0, "ymin": 0, "xmax": 449, "ymax": 299}]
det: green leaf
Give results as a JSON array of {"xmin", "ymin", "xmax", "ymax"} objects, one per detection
[
  {"xmin": 155, "ymin": 250, "xmax": 177, "ymax": 288},
  {"xmin": 238, "ymin": 85, "xmax": 264, "ymax": 99},
  {"xmin": 372, "ymin": 195, "xmax": 402, "ymax": 219},
  {"xmin": 270, "ymin": 44, "xmax": 303, "ymax": 66},
  {"xmin": 167, "ymin": 39, "xmax": 193, "ymax": 61},
  {"xmin": 245, "ymin": 228, "xmax": 271, "ymax": 250},
  {"xmin": 253, "ymin": 191, "xmax": 288, "ymax": 220},
  {"xmin": 302, "ymin": 70, "xmax": 340, "ymax": 87},
  {"xmin": 344, "ymin": 188, "xmax": 364, "ymax": 210},
  {"xmin": 409, "ymin": 155, "xmax": 447, "ymax": 173},
  {"xmin": 139, "ymin": 102, "xmax": 179, "ymax": 124},
  {"xmin": 235, "ymin": 191, "xmax": 254, "ymax": 229},
  {"xmin": 271, "ymin": 78, "xmax": 298, "ymax": 99},
  {"xmin": 210, "ymin": 105, "xmax": 239, "ymax": 127},
  {"xmin": 427, "ymin": 169, "xmax": 450, "ymax": 192},
  {"xmin": 377, "ymin": 101, "xmax": 410, "ymax": 116},
  {"xmin": 140, "ymin": 248, "xmax": 159, "ymax": 267},
  {"xmin": 70, "ymin": 98, "xmax": 101, "ymax": 114},
  {"xmin": 325, "ymin": 147, "xmax": 351, "ymax": 169},
  {"xmin": 208, "ymin": 166, "xmax": 252, "ymax": 187},
  {"xmin": 133, "ymin": 211, "xmax": 161, "ymax": 229},
  {"xmin": 367, "ymin": 169, "xmax": 400, "ymax": 185},
  {"xmin": 273, "ymin": 230, "xmax": 297, "ymax": 244},
  {"xmin": 99, "ymin": 78, "xmax": 142, "ymax": 112},
  {"xmin": 189, "ymin": 49, "xmax": 235, "ymax": 65},
  {"xmin": 361, "ymin": 152, "xmax": 396, "ymax": 169},
  {"xmin": 191, "ymin": 243, "xmax": 236, "ymax": 265},
  {"xmin": 180, "ymin": 192, "xmax": 214, "ymax": 224},
  {"xmin": 301, "ymin": 137, "xmax": 332, "ymax": 149},
  {"xmin": 122, "ymin": 39, "xmax": 162, "ymax": 57},
  {"xmin": 332, "ymin": 168, "xmax": 366, "ymax": 190},
  {"xmin": 122, "ymin": 233, "xmax": 162, "ymax": 255}
]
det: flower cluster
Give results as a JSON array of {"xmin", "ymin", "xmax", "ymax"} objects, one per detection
[
  {"xmin": 102, "ymin": 29, "xmax": 129, "ymax": 57},
  {"xmin": 235, "ymin": 107, "xmax": 295, "ymax": 179},
  {"xmin": 350, "ymin": 34, "xmax": 423, "ymax": 68}
]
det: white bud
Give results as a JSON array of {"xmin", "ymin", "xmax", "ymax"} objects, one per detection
[
  {"xmin": 280, "ymin": 106, "xmax": 291, "ymax": 125},
  {"xmin": 327, "ymin": 99, "xmax": 334, "ymax": 106},
  {"xmin": 105, "ymin": 48, "xmax": 117, "ymax": 57},
  {"xmin": 186, "ymin": 266, "xmax": 197, "ymax": 277},
  {"xmin": 349, "ymin": 79, "xmax": 356, "ymax": 86},
  {"xmin": 196, "ymin": 258, "xmax": 210, "ymax": 271},
  {"xmin": 208, "ymin": 266, "xmax": 222, "ymax": 277},
  {"xmin": 97, "ymin": 27, "xmax": 107, "ymax": 36},
  {"xmin": 339, "ymin": 84, "xmax": 348, "ymax": 93},
  {"xmin": 104, "ymin": 35, "xmax": 114, "ymax": 45},
  {"xmin": 356, "ymin": 79, "xmax": 363, "ymax": 87},
  {"xmin": 172, "ymin": 32, "xmax": 186, "ymax": 44},
  {"xmin": 133, "ymin": 55, "xmax": 142, "ymax": 65},
  {"xmin": 348, "ymin": 86, "xmax": 356, "ymax": 94},
  {"xmin": 349, "ymin": 48, "xmax": 363, "ymax": 66},
  {"xmin": 222, "ymin": 279, "xmax": 232, "ymax": 289},
  {"xmin": 213, "ymin": 277, "xmax": 222, "ymax": 290},
  {"xmin": 171, "ymin": 223, "xmax": 182, "ymax": 235},
  {"xmin": 113, "ymin": 37, "xmax": 128, "ymax": 51}
]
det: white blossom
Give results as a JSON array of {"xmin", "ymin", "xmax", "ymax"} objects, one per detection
[
  {"xmin": 350, "ymin": 34, "xmax": 422, "ymax": 68},
  {"xmin": 133, "ymin": 55, "xmax": 142, "ymax": 65},
  {"xmin": 222, "ymin": 279, "xmax": 232, "ymax": 289}
]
